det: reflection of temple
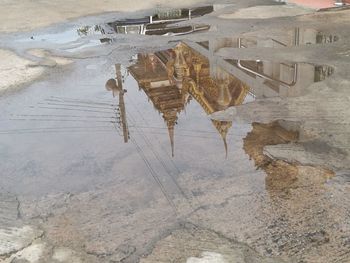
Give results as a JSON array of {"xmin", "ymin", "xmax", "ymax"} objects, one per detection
[{"xmin": 128, "ymin": 43, "xmax": 251, "ymax": 156}]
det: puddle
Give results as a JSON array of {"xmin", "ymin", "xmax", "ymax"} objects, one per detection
[
  {"xmin": 197, "ymin": 28, "xmax": 338, "ymax": 51},
  {"xmin": 17, "ymin": 6, "xmax": 213, "ymax": 51},
  {"xmin": 16, "ymin": 12, "xmax": 338, "ymax": 55},
  {"xmin": 105, "ymin": 41, "xmax": 333, "ymax": 156},
  {"xmin": 2, "ymin": 40, "xmax": 334, "ymax": 159}
]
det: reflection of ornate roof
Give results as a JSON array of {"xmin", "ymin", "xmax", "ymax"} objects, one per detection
[{"xmin": 127, "ymin": 42, "xmax": 250, "ymax": 156}]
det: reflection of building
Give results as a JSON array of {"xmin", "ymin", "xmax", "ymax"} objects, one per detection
[
  {"xmin": 78, "ymin": 6, "xmax": 212, "ymax": 40},
  {"xmin": 107, "ymin": 6, "xmax": 212, "ymax": 36},
  {"xmin": 197, "ymin": 28, "xmax": 334, "ymax": 97},
  {"xmin": 128, "ymin": 43, "xmax": 251, "ymax": 156},
  {"xmin": 76, "ymin": 6, "xmax": 214, "ymax": 48}
]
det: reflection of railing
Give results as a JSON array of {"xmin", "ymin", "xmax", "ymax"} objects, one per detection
[
  {"xmin": 271, "ymin": 38, "xmax": 288, "ymax": 47},
  {"xmin": 145, "ymin": 24, "xmax": 210, "ymax": 36},
  {"xmin": 237, "ymin": 37, "xmax": 298, "ymax": 88}
]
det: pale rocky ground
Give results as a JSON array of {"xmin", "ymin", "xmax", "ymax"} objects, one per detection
[{"xmin": 0, "ymin": 1, "xmax": 349, "ymax": 263}]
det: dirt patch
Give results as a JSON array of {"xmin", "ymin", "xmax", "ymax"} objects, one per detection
[{"xmin": 243, "ymin": 121, "xmax": 334, "ymax": 190}]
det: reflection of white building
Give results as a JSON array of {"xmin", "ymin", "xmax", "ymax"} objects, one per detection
[{"xmin": 194, "ymin": 28, "xmax": 334, "ymax": 99}]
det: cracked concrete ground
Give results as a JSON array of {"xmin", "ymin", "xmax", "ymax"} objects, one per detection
[{"xmin": 0, "ymin": 0, "xmax": 349, "ymax": 262}]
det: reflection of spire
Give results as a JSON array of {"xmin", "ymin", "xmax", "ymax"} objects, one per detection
[
  {"xmin": 217, "ymin": 78, "xmax": 232, "ymax": 108},
  {"xmin": 163, "ymin": 110, "xmax": 177, "ymax": 157},
  {"xmin": 192, "ymin": 57, "xmax": 202, "ymax": 85},
  {"xmin": 167, "ymin": 120, "xmax": 175, "ymax": 157},
  {"xmin": 211, "ymin": 119, "xmax": 231, "ymax": 158},
  {"xmin": 174, "ymin": 43, "xmax": 189, "ymax": 81},
  {"xmin": 222, "ymin": 134, "xmax": 228, "ymax": 158}
]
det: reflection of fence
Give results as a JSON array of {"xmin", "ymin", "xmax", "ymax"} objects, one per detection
[
  {"xmin": 157, "ymin": 9, "xmax": 182, "ymax": 19},
  {"xmin": 316, "ymin": 33, "xmax": 338, "ymax": 44},
  {"xmin": 314, "ymin": 66, "xmax": 334, "ymax": 82}
]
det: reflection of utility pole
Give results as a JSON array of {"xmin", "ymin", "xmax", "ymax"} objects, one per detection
[{"xmin": 115, "ymin": 64, "xmax": 129, "ymax": 143}]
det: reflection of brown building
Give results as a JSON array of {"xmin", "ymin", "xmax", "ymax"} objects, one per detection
[{"xmin": 128, "ymin": 43, "xmax": 250, "ymax": 156}]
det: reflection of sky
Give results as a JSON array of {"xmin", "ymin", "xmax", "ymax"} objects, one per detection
[
  {"xmin": 16, "ymin": 27, "xmax": 107, "ymax": 52},
  {"xmin": 17, "ymin": 28, "xmax": 79, "ymax": 44},
  {"xmin": 242, "ymin": 93, "xmax": 255, "ymax": 104},
  {"xmin": 66, "ymin": 40, "xmax": 103, "ymax": 52}
]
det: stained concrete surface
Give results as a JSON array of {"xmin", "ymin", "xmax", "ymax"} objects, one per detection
[{"xmin": 0, "ymin": 1, "xmax": 349, "ymax": 263}]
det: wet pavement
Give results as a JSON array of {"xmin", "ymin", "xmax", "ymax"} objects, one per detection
[{"xmin": 0, "ymin": 1, "xmax": 350, "ymax": 263}]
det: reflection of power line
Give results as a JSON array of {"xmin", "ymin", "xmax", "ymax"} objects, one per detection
[
  {"xmin": 108, "ymin": 65, "xmax": 185, "ymax": 214},
  {"xmin": 111, "ymin": 78, "xmax": 200, "ymax": 215},
  {"xmin": 9, "ymin": 118, "xmax": 116, "ymax": 123},
  {"xmin": 12, "ymin": 114, "xmax": 116, "ymax": 119},
  {"xmin": 126, "ymin": 94, "xmax": 180, "ymax": 173},
  {"xmin": 127, "ymin": 109, "xmax": 188, "ymax": 199},
  {"xmin": 0, "ymin": 129, "xmax": 114, "ymax": 135},
  {"xmin": 36, "ymin": 106, "xmax": 116, "ymax": 114},
  {"xmin": 49, "ymin": 96, "xmax": 115, "ymax": 106},
  {"xmin": 38, "ymin": 102, "xmax": 117, "ymax": 110},
  {"xmin": 130, "ymin": 125, "xmax": 220, "ymax": 135},
  {"xmin": 127, "ymin": 130, "xmax": 220, "ymax": 140},
  {"xmin": 112, "ymin": 121, "xmax": 178, "ymax": 216},
  {"xmin": 125, "ymin": 102, "xmax": 206, "ymax": 217}
]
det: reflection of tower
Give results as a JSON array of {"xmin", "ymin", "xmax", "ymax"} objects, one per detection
[
  {"xmin": 128, "ymin": 54, "xmax": 186, "ymax": 156},
  {"xmin": 163, "ymin": 111, "xmax": 177, "ymax": 157},
  {"xmin": 192, "ymin": 57, "xmax": 202, "ymax": 85},
  {"xmin": 211, "ymin": 120, "xmax": 232, "ymax": 157},
  {"xmin": 106, "ymin": 64, "xmax": 129, "ymax": 143},
  {"xmin": 217, "ymin": 78, "xmax": 232, "ymax": 108},
  {"xmin": 174, "ymin": 44, "xmax": 189, "ymax": 82}
]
